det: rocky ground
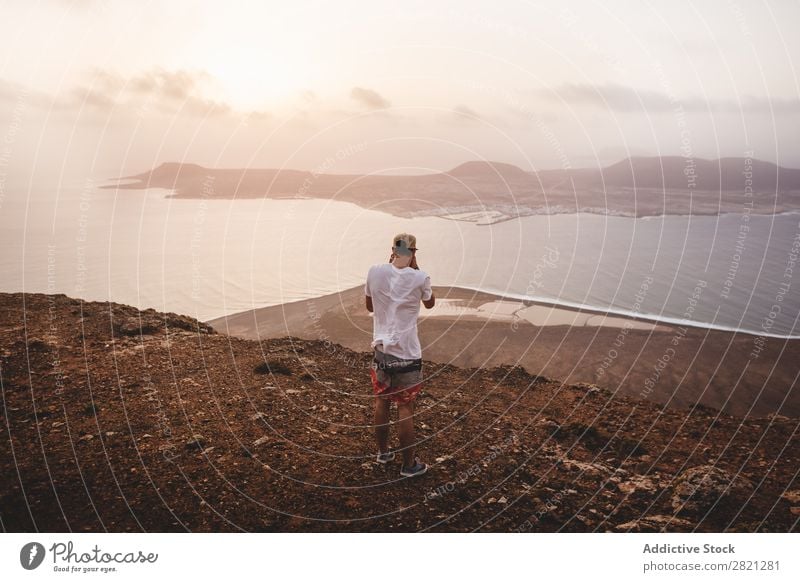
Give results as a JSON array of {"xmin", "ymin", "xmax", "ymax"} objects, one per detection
[{"xmin": 1, "ymin": 292, "xmax": 798, "ymax": 532}]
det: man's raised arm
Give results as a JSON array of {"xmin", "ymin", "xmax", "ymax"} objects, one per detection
[{"xmin": 421, "ymin": 274, "xmax": 434, "ymax": 309}]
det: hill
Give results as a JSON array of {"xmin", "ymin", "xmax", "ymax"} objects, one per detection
[
  {"xmin": 446, "ymin": 160, "xmax": 534, "ymax": 181},
  {"xmin": 1, "ymin": 292, "xmax": 797, "ymax": 532},
  {"xmin": 537, "ymin": 156, "xmax": 800, "ymax": 191},
  {"xmin": 106, "ymin": 157, "xmax": 800, "ymax": 221}
]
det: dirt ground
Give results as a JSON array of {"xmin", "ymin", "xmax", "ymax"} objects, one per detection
[{"xmin": 2, "ymin": 292, "xmax": 798, "ymax": 532}]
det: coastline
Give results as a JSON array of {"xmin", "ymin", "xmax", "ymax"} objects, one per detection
[
  {"xmin": 208, "ymin": 285, "xmax": 800, "ymax": 418},
  {"xmin": 206, "ymin": 283, "xmax": 797, "ymax": 342},
  {"xmin": 103, "ymin": 159, "xmax": 800, "ymax": 223},
  {"xmin": 205, "ymin": 284, "xmax": 675, "ymax": 337},
  {"xmin": 106, "ymin": 180, "xmax": 799, "ymax": 223},
  {"xmin": 450, "ymin": 284, "xmax": 800, "ymax": 340}
]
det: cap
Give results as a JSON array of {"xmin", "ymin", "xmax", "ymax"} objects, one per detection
[{"xmin": 392, "ymin": 232, "xmax": 417, "ymax": 256}]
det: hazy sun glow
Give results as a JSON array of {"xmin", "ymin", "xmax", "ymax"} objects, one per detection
[
  {"xmin": 0, "ymin": 0, "xmax": 798, "ymax": 176},
  {"xmin": 207, "ymin": 53, "xmax": 292, "ymax": 108}
]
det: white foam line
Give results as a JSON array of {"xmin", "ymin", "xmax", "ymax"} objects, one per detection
[{"xmin": 455, "ymin": 285, "xmax": 800, "ymax": 340}]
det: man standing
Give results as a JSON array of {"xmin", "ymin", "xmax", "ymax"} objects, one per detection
[{"xmin": 364, "ymin": 233, "xmax": 435, "ymax": 477}]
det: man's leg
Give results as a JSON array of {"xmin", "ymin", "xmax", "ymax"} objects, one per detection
[
  {"xmin": 373, "ymin": 396, "xmax": 391, "ymax": 454},
  {"xmin": 397, "ymin": 400, "xmax": 416, "ymax": 467}
]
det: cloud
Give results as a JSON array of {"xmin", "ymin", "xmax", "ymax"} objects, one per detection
[
  {"xmin": 451, "ymin": 104, "xmax": 482, "ymax": 122},
  {"xmin": 544, "ymin": 83, "xmax": 800, "ymax": 115},
  {"xmin": 128, "ymin": 68, "xmax": 210, "ymax": 101},
  {"xmin": 548, "ymin": 83, "xmax": 675, "ymax": 112},
  {"xmin": 738, "ymin": 95, "xmax": 800, "ymax": 115},
  {"xmin": 350, "ymin": 86, "xmax": 391, "ymax": 109},
  {"xmin": 0, "ymin": 78, "xmax": 55, "ymax": 109},
  {"xmin": 66, "ymin": 68, "xmax": 242, "ymax": 118}
]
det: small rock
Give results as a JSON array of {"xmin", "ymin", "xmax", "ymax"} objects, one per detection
[
  {"xmin": 618, "ymin": 475, "xmax": 659, "ymax": 495},
  {"xmin": 185, "ymin": 434, "xmax": 206, "ymax": 448},
  {"xmin": 538, "ymin": 419, "xmax": 560, "ymax": 431},
  {"xmin": 615, "ymin": 515, "xmax": 693, "ymax": 532},
  {"xmin": 28, "ymin": 337, "xmax": 54, "ymax": 351},
  {"xmin": 253, "ymin": 436, "xmax": 270, "ymax": 446},
  {"xmin": 670, "ymin": 464, "xmax": 753, "ymax": 515},
  {"xmin": 781, "ymin": 490, "xmax": 800, "ymax": 504}
]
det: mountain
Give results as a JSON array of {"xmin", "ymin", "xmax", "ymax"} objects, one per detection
[
  {"xmin": 1, "ymin": 292, "xmax": 798, "ymax": 532},
  {"xmin": 549, "ymin": 156, "xmax": 800, "ymax": 191},
  {"xmin": 446, "ymin": 160, "xmax": 535, "ymax": 182},
  {"xmin": 106, "ymin": 157, "xmax": 800, "ymax": 219}
]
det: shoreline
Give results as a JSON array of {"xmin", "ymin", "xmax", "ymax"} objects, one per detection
[
  {"xmin": 448, "ymin": 285, "xmax": 799, "ymax": 339},
  {"xmin": 206, "ymin": 283, "xmax": 796, "ymax": 340},
  {"xmin": 208, "ymin": 285, "xmax": 800, "ymax": 418},
  {"xmin": 205, "ymin": 284, "xmax": 677, "ymax": 336},
  {"xmin": 102, "ymin": 156, "xmax": 800, "ymax": 223},
  {"xmin": 105, "ymin": 181, "xmax": 799, "ymax": 223}
]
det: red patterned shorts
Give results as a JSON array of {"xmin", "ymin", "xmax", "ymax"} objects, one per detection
[{"xmin": 369, "ymin": 346, "xmax": 423, "ymax": 404}]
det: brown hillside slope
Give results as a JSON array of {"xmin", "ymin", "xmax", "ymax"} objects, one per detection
[{"xmin": 1, "ymin": 293, "xmax": 798, "ymax": 532}]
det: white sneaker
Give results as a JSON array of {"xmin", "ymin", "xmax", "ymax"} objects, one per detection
[
  {"xmin": 376, "ymin": 451, "xmax": 396, "ymax": 464},
  {"xmin": 400, "ymin": 458, "xmax": 428, "ymax": 477}
]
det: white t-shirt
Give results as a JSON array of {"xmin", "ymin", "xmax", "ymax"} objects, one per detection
[{"xmin": 364, "ymin": 263, "xmax": 432, "ymax": 360}]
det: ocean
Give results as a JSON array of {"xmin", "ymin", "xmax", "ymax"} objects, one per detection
[{"xmin": 1, "ymin": 182, "xmax": 798, "ymax": 338}]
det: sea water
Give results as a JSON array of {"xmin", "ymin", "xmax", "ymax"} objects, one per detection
[{"xmin": 1, "ymin": 182, "xmax": 798, "ymax": 338}]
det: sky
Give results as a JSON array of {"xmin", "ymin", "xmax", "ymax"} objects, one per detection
[{"xmin": 1, "ymin": 0, "xmax": 799, "ymax": 183}]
